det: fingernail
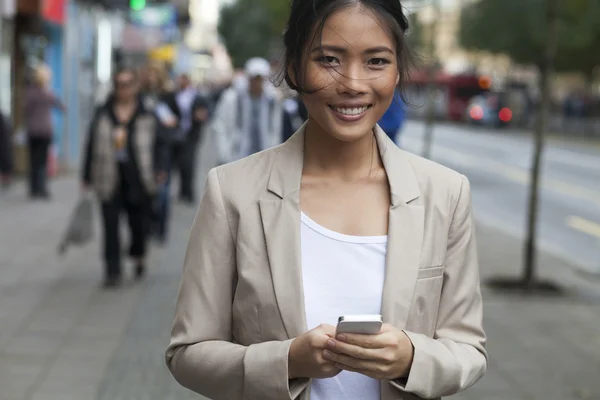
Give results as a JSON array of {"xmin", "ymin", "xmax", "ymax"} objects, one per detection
[
  {"xmin": 327, "ymin": 339, "xmax": 336, "ymax": 348},
  {"xmin": 323, "ymin": 350, "xmax": 332, "ymax": 358},
  {"xmin": 337, "ymin": 334, "xmax": 346, "ymax": 341}
]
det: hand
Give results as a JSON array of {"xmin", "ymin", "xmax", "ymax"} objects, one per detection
[
  {"xmin": 194, "ymin": 107, "xmax": 209, "ymax": 122},
  {"xmin": 164, "ymin": 117, "xmax": 178, "ymax": 128},
  {"xmin": 288, "ymin": 324, "xmax": 342, "ymax": 380},
  {"xmin": 322, "ymin": 323, "xmax": 414, "ymax": 380},
  {"xmin": 156, "ymin": 172, "xmax": 167, "ymax": 185}
]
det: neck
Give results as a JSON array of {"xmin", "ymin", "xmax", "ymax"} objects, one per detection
[
  {"xmin": 115, "ymin": 98, "xmax": 136, "ymax": 107},
  {"xmin": 303, "ymin": 119, "xmax": 381, "ymax": 180}
]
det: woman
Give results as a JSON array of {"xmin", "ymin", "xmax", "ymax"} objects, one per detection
[
  {"xmin": 82, "ymin": 67, "xmax": 167, "ymax": 288},
  {"xmin": 23, "ymin": 64, "xmax": 64, "ymax": 199},
  {"xmin": 166, "ymin": 1, "xmax": 487, "ymax": 399}
]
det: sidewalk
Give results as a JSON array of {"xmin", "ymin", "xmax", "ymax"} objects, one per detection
[{"xmin": 0, "ymin": 144, "xmax": 599, "ymax": 400}]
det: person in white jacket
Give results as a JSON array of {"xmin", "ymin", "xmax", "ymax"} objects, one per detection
[{"xmin": 212, "ymin": 58, "xmax": 283, "ymax": 164}]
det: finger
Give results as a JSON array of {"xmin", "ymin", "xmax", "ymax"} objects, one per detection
[
  {"xmin": 316, "ymin": 324, "xmax": 337, "ymax": 337},
  {"xmin": 379, "ymin": 323, "xmax": 398, "ymax": 333},
  {"xmin": 324, "ymin": 350, "xmax": 382, "ymax": 372},
  {"xmin": 325, "ymin": 339, "xmax": 379, "ymax": 361},
  {"xmin": 336, "ymin": 332, "xmax": 389, "ymax": 349}
]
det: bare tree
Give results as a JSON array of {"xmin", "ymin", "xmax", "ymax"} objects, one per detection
[{"xmin": 523, "ymin": 0, "xmax": 560, "ymax": 290}]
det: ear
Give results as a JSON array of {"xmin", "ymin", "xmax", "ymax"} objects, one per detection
[{"xmin": 395, "ymin": 72, "xmax": 400, "ymax": 86}]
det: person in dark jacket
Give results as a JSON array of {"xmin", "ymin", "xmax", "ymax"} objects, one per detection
[
  {"xmin": 82, "ymin": 67, "xmax": 168, "ymax": 288},
  {"xmin": 378, "ymin": 90, "xmax": 406, "ymax": 145},
  {"xmin": 282, "ymin": 96, "xmax": 309, "ymax": 142},
  {"xmin": 23, "ymin": 64, "xmax": 65, "ymax": 199},
  {"xmin": 0, "ymin": 111, "xmax": 13, "ymax": 189},
  {"xmin": 166, "ymin": 73, "xmax": 209, "ymax": 204}
]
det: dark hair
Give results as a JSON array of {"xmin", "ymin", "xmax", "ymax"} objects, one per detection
[
  {"xmin": 275, "ymin": 0, "xmax": 414, "ymax": 104},
  {"xmin": 112, "ymin": 66, "xmax": 139, "ymax": 85}
]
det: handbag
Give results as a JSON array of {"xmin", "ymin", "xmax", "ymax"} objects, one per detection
[{"xmin": 58, "ymin": 193, "xmax": 94, "ymax": 255}]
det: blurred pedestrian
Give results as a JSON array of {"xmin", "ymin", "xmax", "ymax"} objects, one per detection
[
  {"xmin": 166, "ymin": 1, "xmax": 486, "ymax": 399},
  {"xmin": 170, "ymin": 73, "xmax": 210, "ymax": 204},
  {"xmin": 23, "ymin": 64, "xmax": 65, "ymax": 199},
  {"xmin": 211, "ymin": 58, "xmax": 283, "ymax": 165},
  {"xmin": 81, "ymin": 67, "xmax": 168, "ymax": 288},
  {"xmin": 140, "ymin": 63, "xmax": 178, "ymax": 242},
  {"xmin": 282, "ymin": 96, "xmax": 308, "ymax": 142},
  {"xmin": 140, "ymin": 62, "xmax": 170, "ymax": 111},
  {"xmin": 0, "ymin": 110, "xmax": 13, "ymax": 190}
]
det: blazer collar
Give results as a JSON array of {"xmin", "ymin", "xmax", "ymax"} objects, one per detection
[{"xmin": 267, "ymin": 122, "xmax": 421, "ymax": 206}]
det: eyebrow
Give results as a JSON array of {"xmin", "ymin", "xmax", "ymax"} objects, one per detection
[{"xmin": 310, "ymin": 45, "xmax": 394, "ymax": 55}]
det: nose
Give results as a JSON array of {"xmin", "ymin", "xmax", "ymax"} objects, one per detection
[{"xmin": 336, "ymin": 62, "xmax": 369, "ymax": 96}]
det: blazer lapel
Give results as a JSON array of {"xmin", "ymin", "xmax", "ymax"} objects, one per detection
[
  {"xmin": 259, "ymin": 126, "xmax": 307, "ymax": 339},
  {"xmin": 383, "ymin": 204, "xmax": 424, "ymax": 328},
  {"xmin": 375, "ymin": 127, "xmax": 424, "ymax": 329}
]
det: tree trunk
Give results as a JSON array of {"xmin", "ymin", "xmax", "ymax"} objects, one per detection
[{"xmin": 523, "ymin": 0, "xmax": 560, "ymax": 288}]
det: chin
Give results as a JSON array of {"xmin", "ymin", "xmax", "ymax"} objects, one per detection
[
  {"xmin": 328, "ymin": 124, "xmax": 375, "ymax": 142},
  {"xmin": 322, "ymin": 113, "xmax": 380, "ymax": 143}
]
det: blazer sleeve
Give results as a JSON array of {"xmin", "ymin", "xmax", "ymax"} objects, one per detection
[
  {"xmin": 165, "ymin": 168, "xmax": 303, "ymax": 400},
  {"xmin": 390, "ymin": 175, "xmax": 487, "ymax": 398}
]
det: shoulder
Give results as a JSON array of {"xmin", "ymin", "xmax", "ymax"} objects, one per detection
[
  {"xmin": 395, "ymin": 148, "xmax": 467, "ymax": 209},
  {"xmin": 403, "ymin": 149, "xmax": 464, "ymax": 188},
  {"xmin": 138, "ymin": 101, "xmax": 158, "ymax": 121},
  {"xmin": 207, "ymin": 145, "xmax": 282, "ymax": 208}
]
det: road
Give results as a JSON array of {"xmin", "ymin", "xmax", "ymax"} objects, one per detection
[{"xmin": 400, "ymin": 120, "xmax": 600, "ymax": 276}]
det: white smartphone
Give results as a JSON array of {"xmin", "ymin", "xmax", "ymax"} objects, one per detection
[{"xmin": 336, "ymin": 314, "xmax": 383, "ymax": 335}]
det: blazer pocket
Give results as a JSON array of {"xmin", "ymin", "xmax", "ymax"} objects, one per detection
[
  {"xmin": 417, "ymin": 265, "xmax": 445, "ymax": 280},
  {"xmin": 411, "ymin": 266, "xmax": 445, "ymax": 336}
]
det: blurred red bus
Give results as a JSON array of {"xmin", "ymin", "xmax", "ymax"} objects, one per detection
[{"xmin": 405, "ymin": 71, "xmax": 489, "ymax": 121}]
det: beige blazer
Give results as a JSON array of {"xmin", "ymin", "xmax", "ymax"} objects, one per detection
[{"xmin": 166, "ymin": 124, "xmax": 487, "ymax": 400}]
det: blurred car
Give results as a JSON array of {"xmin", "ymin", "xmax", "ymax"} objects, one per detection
[{"xmin": 466, "ymin": 90, "xmax": 529, "ymax": 128}]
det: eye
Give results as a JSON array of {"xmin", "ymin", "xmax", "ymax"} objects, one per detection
[
  {"xmin": 317, "ymin": 55, "xmax": 340, "ymax": 66},
  {"xmin": 368, "ymin": 58, "xmax": 391, "ymax": 67}
]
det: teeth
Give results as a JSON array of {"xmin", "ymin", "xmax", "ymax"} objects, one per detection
[{"xmin": 333, "ymin": 106, "xmax": 369, "ymax": 116}]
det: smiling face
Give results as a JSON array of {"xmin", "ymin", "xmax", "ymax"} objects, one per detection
[{"xmin": 300, "ymin": 5, "xmax": 400, "ymax": 143}]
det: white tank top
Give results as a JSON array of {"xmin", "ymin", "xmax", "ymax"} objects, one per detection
[{"xmin": 300, "ymin": 212, "xmax": 387, "ymax": 400}]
